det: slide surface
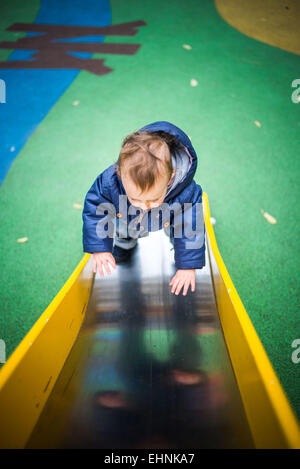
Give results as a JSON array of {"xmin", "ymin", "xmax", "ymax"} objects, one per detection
[{"xmin": 27, "ymin": 230, "xmax": 253, "ymax": 449}]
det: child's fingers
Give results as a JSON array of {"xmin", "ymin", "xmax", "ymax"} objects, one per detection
[
  {"xmin": 191, "ymin": 277, "xmax": 195, "ymax": 292},
  {"xmin": 93, "ymin": 255, "xmax": 117, "ymax": 278},
  {"xmin": 107, "ymin": 255, "xmax": 117, "ymax": 269},
  {"xmin": 97, "ymin": 260, "xmax": 104, "ymax": 277},
  {"xmin": 169, "ymin": 275, "xmax": 177, "ymax": 286},
  {"xmin": 182, "ymin": 280, "xmax": 191, "ymax": 296},
  {"xmin": 171, "ymin": 278, "xmax": 179, "ymax": 293},
  {"xmin": 175, "ymin": 280, "xmax": 185, "ymax": 295},
  {"xmin": 103, "ymin": 259, "xmax": 111, "ymax": 275}
]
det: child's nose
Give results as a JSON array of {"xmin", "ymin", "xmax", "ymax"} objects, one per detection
[{"xmin": 143, "ymin": 201, "xmax": 151, "ymax": 210}]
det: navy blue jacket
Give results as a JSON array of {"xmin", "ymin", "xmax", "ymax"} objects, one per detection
[{"xmin": 82, "ymin": 121, "xmax": 205, "ymax": 270}]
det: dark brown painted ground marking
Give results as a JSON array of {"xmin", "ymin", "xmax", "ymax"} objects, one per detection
[{"xmin": 0, "ymin": 20, "xmax": 147, "ymax": 76}]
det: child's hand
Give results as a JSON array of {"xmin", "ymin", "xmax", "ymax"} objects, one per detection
[
  {"xmin": 92, "ymin": 252, "xmax": 117, "ymax": 277},
  {"xmin": 169, "ymin": 269, "xmax": 195, "ymax": 296}
]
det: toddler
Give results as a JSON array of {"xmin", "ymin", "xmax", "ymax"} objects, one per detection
[{"xmin": 82, "ymin": 121, "xmax": 205, "ymax": 296}]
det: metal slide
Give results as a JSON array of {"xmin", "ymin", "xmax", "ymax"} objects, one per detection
[{"xmin": 26, "ymin": 230, "xmax": 254, "ymax": 449}]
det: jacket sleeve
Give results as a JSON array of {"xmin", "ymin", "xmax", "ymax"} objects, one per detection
[
  {"xmin": 82, "ymin": 173, "xmax": 116, "ymax": 254},
  {"xmin": 172, "ymin": 182, "xmax": 206, "ymax": 270}
]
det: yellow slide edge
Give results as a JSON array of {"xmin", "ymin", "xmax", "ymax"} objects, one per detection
[
  {"xmin": 203, "ymin": 192, "xmax": 300, "ymax": 449},
  {"xmin": 0, "ymin": 253, "xmax": 93, "ymax": 448}
]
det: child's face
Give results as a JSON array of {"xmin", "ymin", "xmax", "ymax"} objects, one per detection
[{"xmin": 119, "ymin": 168, "xmax": 175, "ymax": 211}]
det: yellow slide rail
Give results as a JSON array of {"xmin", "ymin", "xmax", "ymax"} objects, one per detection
[
  {"xmin": 203, "ymin": 192, "xmax": 300, "ymax": 449},
  {"xmin": 0, "ymin": 254, "xmax": 93, "ymax": 449}
]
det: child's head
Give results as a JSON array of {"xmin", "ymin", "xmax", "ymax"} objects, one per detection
[{"xmin": 116, "ymin": 131, "xmax": 175, "ymax": 210}]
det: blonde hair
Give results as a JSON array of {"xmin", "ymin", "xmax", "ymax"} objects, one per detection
[{"xmin": 116, "ymin": 131, "xmax": 173, "ymax": 192}]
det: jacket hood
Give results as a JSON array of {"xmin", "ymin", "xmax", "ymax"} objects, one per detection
[{"xmin": 138, "ymin": 121, "xmax": 198, "ymax": 201}]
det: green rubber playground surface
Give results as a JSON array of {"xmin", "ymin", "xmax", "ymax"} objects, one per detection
[{"xmin": 0, "ymin": 0, "xmax": 299, "ymax": 419}]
